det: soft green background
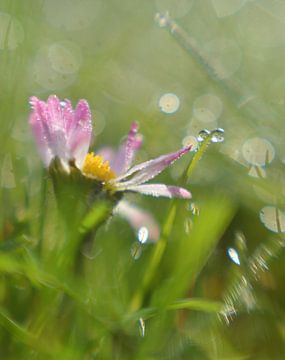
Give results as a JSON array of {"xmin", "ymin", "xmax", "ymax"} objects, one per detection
[{"xmin": 1, "ymin": 0, "xmax": 285, "ymax": 358}]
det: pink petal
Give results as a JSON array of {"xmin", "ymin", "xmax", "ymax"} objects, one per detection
[
  {"xmin": 29, "ymin": 96, "xmax": 53, "ymax": 166},
  {"xmin": 114, "ymin": 145, "xmax": 191, "ymax": 187},
  {"xmin": 68, "ymin": 99, "xmax": 92, "ymax": 168},
  {"xmin": 123, "ymin": 122, "xmax": 142, "ymax": 171},
  {"xmin": 110, "ymin": 122, "xmax": 143, "ymax": 175},
  {"xmin": 97, "ymin": 147, "xmax": 116, "ymax": 165},
  {"xmin": 115, "ymin": 200, "xmax": 160, "ymax": 241},
  {"xmin": 62, "ymin": 99, "xmax": 75, "ymax": 133},
  {"xmin": 45, "ymin": 95, "xmax": 69, "ymax": 162},
  {"xmin": 47, "ymin": 95, "xmax": 65, "ymax": 131},
  {"xmin": 109, "ymin": 144, "xmax": 127, "ymax": 174},
  {"xmin": 122, "ymin": 184, "xmax": 192, "ymax": 199}
]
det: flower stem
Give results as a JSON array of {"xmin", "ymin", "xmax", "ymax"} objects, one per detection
[
  {"xmin": 128, "ymin": 133, "xmax": 213, "ymax": 313},
  {"xmin": 129, "ymin": 203, "xmax": 177, "ymax": 312},
  {"xmin": 183, "ymin": 133, "xmax": 213, "ymax": 183}
]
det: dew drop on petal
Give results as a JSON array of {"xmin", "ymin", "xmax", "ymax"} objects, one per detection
[
  {"xmin": 260, "ymin": 206, "xmax": 285, "ymax": 233},
  {"xmin": 182, "ymin": 135, "xmax": 198, "ymax": 151},
  {"xmin": 137, "ymin": 226, "xmax": 149, "ymax": 244},
  {"xmin": 197, "ymin": 129, "xmax": 210, "ymax": 142},
  {"xmin": 158, "ymin": 93, "xmax": 180, "ymax": 114},
  {"xmin": 0, "ymin": 12, "xmax": 24, "ymax": 50},
  {"xmin": 193, "ymin": 94, "xmax": 223, "ymax": 123},
  {"xmin": 211, "ymin": 128, "xmax": 225, "ymax": 143},
  {"xmin": 227, "ymin": 247, "xmax": 240, "ymax": 265},
  {"xmin": 131, "ymin": 242, "xmax": 142, "ymax": 260},
  {"xmin": 242, "ymin": 137, "xmax": 275, "ymax": 166}
]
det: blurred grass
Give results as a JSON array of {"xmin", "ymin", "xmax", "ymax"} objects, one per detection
[{"xmin": 1, "ymin": 0, "xmax": 285, "ymax": 358}]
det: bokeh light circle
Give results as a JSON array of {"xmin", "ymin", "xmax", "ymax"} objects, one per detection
[
  {"xmin": 242, "ymin": 137, "xmax": 275, "ymax": 166},
  {"xmin": 260, "ymin": 206, "xmax": 285, "ymax": 233},
  {"xmin": 158, "ymin": 93, "xmax": 180, "ymax": 114},
  {"xmin": 193, "ymin": 94, "xmax": 223, "ymax": 123}
]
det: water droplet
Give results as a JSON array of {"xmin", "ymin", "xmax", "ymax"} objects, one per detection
[
  {"xmin": 154, "ymin": 12, "xmax": 169, "ymax": 27},
  {"xmin": 219, "ymin": 304, "xmax": 237, "ymax": 325},
  {"xmin": 131, "ymin": 242, "xmax": 142, "ymax": 260},
  {"xmin": 197, "ymin": 129, "xmax": 210, "ymax": 142},
  {"xmin": 138, "ymin": 226, "xmax": 149, "ymax": 244},
  {"xmin": 60, "ymin": 101, "xmax": 66, "ymax": 108},
  {"xmin": 242, "ymin": 137, "xmax": 275, "ymax": 166},
  {"xmin": 211, "ymin": 128, "xmax": 225, "ymax": 143},
  {"xmin": 189, "ymin": 203, "xmax": 200, "ymax": 216},
  {"xmin": 227, "ymin": 247, "xmax": 240, "ymax": 265},
  {"xmin": 182, "ymin": 135, "xmax": 198, "ymax": 151},
  {"xmin": 158, "ymin": 93, "xmax": 180, "ymax": 114},
  {"xmin": 260, "ymin": 206, "xmax": 285, "ymax": 233},
  {"xmin": 193, "ymin": 94, "xmax": 223, "ymax": 123},
  {"xmin": 138, "ymin": 318, "xmax": 145, "ymax": 337}
]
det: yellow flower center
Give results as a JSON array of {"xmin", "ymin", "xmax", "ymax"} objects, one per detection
[{"xmin": 82, "ymin": 152, "xmax": 116, "ymax": 183}]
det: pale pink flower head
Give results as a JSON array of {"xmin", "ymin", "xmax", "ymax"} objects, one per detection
[
  {"xmin": 29, "ymin": 95, "xmax": 92, "ymax": 171},
  {"xmin": 29, "ymin": 96, "xmax": 192, "ymax": 241}
]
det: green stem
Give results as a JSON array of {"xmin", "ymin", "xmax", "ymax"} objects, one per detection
[
  {"xmin": 183, "ymin": 134, "xmax": 213, "ymax": 183},
  {"xmin": 129, "ymin": 204, "xmax": 177, "ymax": 312},
  {"xmin": 129, "ymin": 133, "xmax": 214, "ymax": 313}
]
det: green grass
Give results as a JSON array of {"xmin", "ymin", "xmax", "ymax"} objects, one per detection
[{"xmin": 1, "ymin": 0, "xmax": 285, "ymax": 358}]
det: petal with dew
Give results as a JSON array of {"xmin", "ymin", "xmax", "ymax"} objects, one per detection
[
  {"xmin": 121, "ymin": 183, "xmax": 191, "ymax": 199},
  {"xmin": 108, "ymin": 144, "xmax": 126, "ymax": 174},
  {"xmin": 113, "ymin": 145, "xmax": 191, "ymax": 187},
  {"xmin": 108, "ymin": 122, "xmax": 142, "ymax": 175},
  {"xmin": 45, "ymin": 95, "xmax": 70, "ymax": 162},
  {"xmin": 46, "ymin": 95, "xmax": 66, "ymax": 132},
  {"xmin": 62, "ymin": 99, "xmax": 75, "ymax": 133},
  {"xmin": 123, "ymin": 121, "xmax": 142, "ymax": 172},
  {"xmin": 29, "ymin": 97, "xmax": 53, "ymax": 166},
  {"xmin": 68, "ymin": 99, "xmax": 92, "ymax": 168},
  {"xmin": 115, "ymin": 200, "xmax": 160, "ymax": 241}
]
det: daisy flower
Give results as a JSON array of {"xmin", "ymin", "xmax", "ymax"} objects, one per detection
[{"xmin": 29, "ymin": 95, "xmax": 192, "ymax": 240}]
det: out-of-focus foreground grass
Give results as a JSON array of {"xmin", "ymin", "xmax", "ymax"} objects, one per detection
[{"xmin": 1, "ymin": 0, "xmax": 285, "ymax": 358}]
